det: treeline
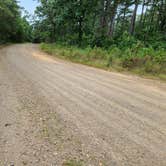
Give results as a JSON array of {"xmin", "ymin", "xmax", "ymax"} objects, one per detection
[
  {"xmin": 34, "ymin": 0, "xmax": 166, "ymax": 49},
  {"xmin": 0, "ymin": 0, "xmax": 32, "ymax": 43}
]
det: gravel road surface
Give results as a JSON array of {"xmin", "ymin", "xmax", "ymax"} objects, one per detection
[{"xmin": 0, "ymin": 44, "xmax": 166, "ymax": 166}]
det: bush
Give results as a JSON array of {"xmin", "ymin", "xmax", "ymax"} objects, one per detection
[
  {"xmin": 117, "ymin": 31, "xmax": 139, "ymax": 49},
  {"xmin": 144, "ymin": 62, "xmax": 161, "ymax": 74},
  {"xmin": 40, "ymin": 43, "xmax": 166, "ymax": 79},
  {"xmin": 89, "ymin": 47, "xmax": 107, "ymax": 59}
]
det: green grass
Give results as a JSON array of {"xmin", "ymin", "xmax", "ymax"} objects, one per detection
[{"xmin": 40, "ymin": 43, "xmax": 166, "ymax": 81}]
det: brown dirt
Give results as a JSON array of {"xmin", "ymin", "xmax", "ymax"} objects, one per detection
[{"xmin": 0, "ymin": 44, "xmax": 166, "ymax": 166}]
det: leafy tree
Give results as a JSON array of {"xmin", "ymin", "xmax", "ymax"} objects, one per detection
[{"xmin": 0, "ymin": 0, "xmax": 31, "ymax": 43}]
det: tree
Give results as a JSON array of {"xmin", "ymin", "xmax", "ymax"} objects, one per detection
[
  {"xmin": 0, "ymin": 0, "xmax": 32, "ymax": 43},
  {"xmin": 108, "ymin": 0, "xmax": 121, "ymax": 37},
  {"xmin": 129, "ymin": 0, "xmax": 139, "ymax": 35},
  {"xmin": 33, "ymin": 0, "xmax": 166, "ymax": 48}
]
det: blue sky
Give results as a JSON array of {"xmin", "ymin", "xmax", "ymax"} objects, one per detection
[{"xmin": 19, "ymin": 0, "xmax": 39, "ymax": 14}]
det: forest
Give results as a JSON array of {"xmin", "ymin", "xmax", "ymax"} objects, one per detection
[
  {"xmin": 34, "ymin": 0, "xmax": 166, "ymax": 48},
  {"xmin": 0, "ymin": 0, "xmax": 32, "ymax": 43},
  {"xmin": 0, "ymin": 0, "xmax": 166, "ymax": 78}
]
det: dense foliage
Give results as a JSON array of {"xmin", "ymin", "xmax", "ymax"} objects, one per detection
[
  {"xmin": 34, "ymin": 0, "xmax": 166, "ymax": 49},
  {"xmin": 35, "ymin": 0, "xmax": 165, "ymax": 78},
  {"xmin": 0, "ymin": 0, "xmax": 32, "ymax": 43},
  {"xmin": 41, "ymin": 43, "xmax": 166, "ymax": 79}
]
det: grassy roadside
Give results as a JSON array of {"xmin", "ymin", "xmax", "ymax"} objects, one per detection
[
  {"xmin": 0, "ymin": 43, "xmax": 11, "ymax": 49},
  {"xmin": 0, "ymin": 45, "xmax": 5, "ymax": 49},
  {"xmin": 40, "ymin": 43, "xmax": 166, "ymax": 81}
]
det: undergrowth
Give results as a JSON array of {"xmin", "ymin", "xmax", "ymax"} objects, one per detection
[{"xmin": 40, "ymin": 43, "xmax": 166, "ymax": 80}]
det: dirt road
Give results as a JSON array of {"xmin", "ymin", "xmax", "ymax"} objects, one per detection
[{"xmin": 0, "ymin": 44, "xmax": 166, "ymax": 166}]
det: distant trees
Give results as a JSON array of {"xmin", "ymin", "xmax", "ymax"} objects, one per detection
[
  {"xmin": 33, "ymin": 0, "xmax": 166, "ymax": 48},
  {"xmin": 0, "ymin": 0, "xmax": 32, "ymax": 43},
  {"xmin": 0, "ymin": 0, "xmax": 165, "ymax": 48}
]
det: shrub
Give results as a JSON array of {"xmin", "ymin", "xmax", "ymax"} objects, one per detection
[
  {"xmin": 122, "ymin": 54, "xmax": 153, "ymax": 68},
  {"xmin": 40, "ymin": 43, "xmax": 166, "ymax": 79},
  {"xmin": 108, "ymin": 47, "xmax": 122, "ymax": 57},
  {"xmin": 144, "ymin": 62, "xmax": 161, "ymax": 74},
  {"xmin": 117, "ymin": 31, "xmax": 139, "ymax": 49},
  {"xmin": 89, "ymin": 47, "xmax": 107, "ymax": 60}
]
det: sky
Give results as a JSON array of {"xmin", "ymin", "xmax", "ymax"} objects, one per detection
[{"xmin": 19, "ymin": 0, "xmax": 39, "ymax": 15}]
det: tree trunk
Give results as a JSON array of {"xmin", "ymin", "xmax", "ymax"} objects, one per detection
[
  {"xmin": 158, "ymin": 0, "xmax": 166, "ymax": 31},
  {"xmin": 142, "ymin": 0, "xmax": 150, "ymax": 27},
  {"xmin": 129, "ymin": 0, "xmax": 139, "ymax": 35},
  {"xmin": 139, "ymin": 0, "xmax": 145, "ymax": 24},
  {"xmin": 108, "ymin": 0, "xmax": 119, "ymax": 37},
  {"xmin": 78, "ymin": 17, "xmax": 83, "ymax": 46},
  {"xmin": 122, "ymin": 2, "xmax": 128, "ymax": 28},
  {"xmin": 100, "ymin": 0, "xmax": 109, "ymax": 29},
  {"xmin": 149, "ymin": 0, "xmax": 156, "ymax": 32}
]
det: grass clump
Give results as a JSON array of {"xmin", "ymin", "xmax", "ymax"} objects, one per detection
[
  {"xmin": 40, "ymin": 43, "xmax": 166, "ymax": 80},
  {"xmin": 63, "ymin": 159, "xmax": 83, "ymax": 166}
]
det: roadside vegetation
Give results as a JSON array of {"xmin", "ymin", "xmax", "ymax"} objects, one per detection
[
  {"xmin": 36, "ymin": 0, "xmax": 165, "ymax": 80},
  {"xmin": 63, "ymin": 160, "xmax": 83, "ymax": 166},
  {"xmin": 41, "ymin": 41, "xmax": 166, "ymax": 80},
  {"xmin": 0, "ymin": 0, "xmax": 32, "ymax": 44}
]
